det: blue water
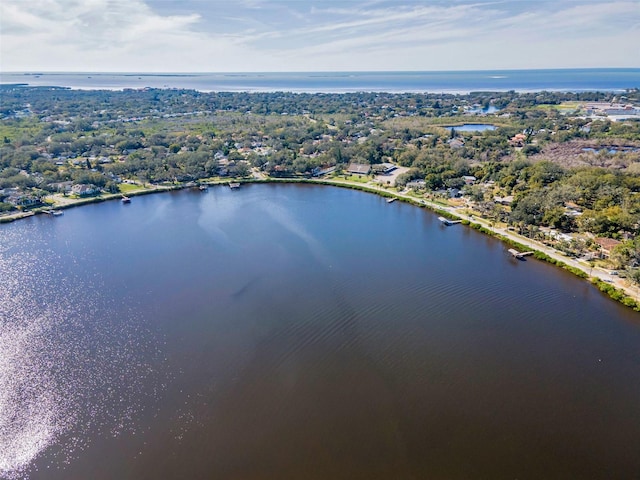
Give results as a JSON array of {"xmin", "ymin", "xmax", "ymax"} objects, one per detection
[
  {"xmin": 445, "ymin": 124, "xmax": 497, "ymax": 132},
  {"xmin": 466, "ymin": 105, "xmax": 501, "ymax": 114},
  {"xmin": 1, "ymin": 69, "xmax": 638, "ymax": 93},
  {"xmin": 2, "ymin": 184, "xmax": 640, "ymax": 479}
]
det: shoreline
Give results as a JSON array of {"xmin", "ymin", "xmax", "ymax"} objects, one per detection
[
  {"xmin": 2, "ymin": 176, "xmax": 638, "ymax": 312},
  {"xmin": 3, "ymin": 68, "xmax": 638, "ymax": 94},
  {"xmin": 0, "ymin": 84, "xmax": 632, "ymax": 95}
]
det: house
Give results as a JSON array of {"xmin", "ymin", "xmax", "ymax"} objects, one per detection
[
  {"xmin": 548, "ymin": 230, "xmax": 574, "ymax": 242},
  {"xmin": 377, "ymin": 163, "xmax": 397, "ymax": 175},
  {"xmin": 510, "ymin": 133, "xmax": 527, "ymax": 147},
  {"xmin": 493, "ymin": 195, "xmax": 514, "ymax": 205},
  {"xmin": 406, "ymin": 179, "xmax": 426, "ymax": 189},
  {"xmin": 6, "ymin": 194, "xmax": 42, "ymax": 207},
  {"xmin": 71, "ymin": 184, "xmax": 99, "ymax": 196},
  {"xmin": 564, "ymin": 202, "xmax": 583, "ymax": 217},
  {"xmin": 448, "ymin": 139, "xmax": 465, "ymax": 149},
  {"xmin": 312, "ymin": 166, "xmax": 336, "ymax": 177},
  {"xmin": 49, "ymin": 181, "xmax": 73, "ymax": 193},
  {"xmin": 594, "ymin": 237, "xmax": 622, "ymax": 258},
  {"xmin": 347, "ymin": 163, "xmax": 371, "ymax": 175},
  {"xmin": 372, "ymin": 164, "xmax": 390, "ymax": 175},
  {"xmin": 462, "ymin": 176, "xmax": 477, "ymax": 185}
]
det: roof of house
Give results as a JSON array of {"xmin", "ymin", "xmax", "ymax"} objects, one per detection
[
  {"xmin": 347, "ymin": 163, "xmax": 371, "ymax": 174},
  {"xmin": 494, "ymin": 195, "xmax": 514, "ymax": 204},
  {"xmin": 595, "ymin": 237, "xmax": 622, "ymax": 250}
]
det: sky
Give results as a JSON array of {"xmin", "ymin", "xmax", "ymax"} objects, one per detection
[{"xmin": 1, "ymin": 0, "xmax": 639, "ymax": 72}]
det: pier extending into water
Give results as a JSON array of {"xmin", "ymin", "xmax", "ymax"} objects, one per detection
[
  {"xmin": 508, "ymin": 248, "xmax": 534, "ymax": 259},
  {"xmin": 438, "ymin": 216, "xmax": 461, "ymax": 226}
]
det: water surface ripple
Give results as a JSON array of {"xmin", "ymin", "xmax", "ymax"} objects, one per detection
[{"xmin": 1, "ymin": 184, "xmax": 639, "ymax": 479}]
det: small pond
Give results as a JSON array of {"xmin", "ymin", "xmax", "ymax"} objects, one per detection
[{"xmin": 445, "ymin": 124, "xmax": 497, "ymax": 132}]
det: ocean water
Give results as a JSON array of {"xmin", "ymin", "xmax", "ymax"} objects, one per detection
[{"xmin": 1, "ymin": 69, "xmax": 639, "ymax": 93}]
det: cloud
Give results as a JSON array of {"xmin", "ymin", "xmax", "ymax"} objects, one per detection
[
  {"xmin": 1, "ymin": 0, "xmax": 638, "ymax": 72},
  {"xmin": 1, "ymin": 0, "xmax": 271, "ymax": 71},
  {"xmin": 268, "ymin": 0, "xmax": 640, "ymax": 70}
]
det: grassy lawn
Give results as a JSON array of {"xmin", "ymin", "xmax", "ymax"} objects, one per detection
[
  {"xmin": 338, "ymin": 174, "xmax": 370, "ymax": 183},
  {"xmin": 0, "ymin": 119, "xmax": 42, "ymax": 142},
  {"xmin": 536, "ymin": 101, "xmax": 582, "ymax": 113},
  {"xmin": 403, "ymin": 190, "xmax": 422, "ymax": 198},
  {"xmin": 119, "ymin": 183, "xmax": 147, "ymax": 193}
]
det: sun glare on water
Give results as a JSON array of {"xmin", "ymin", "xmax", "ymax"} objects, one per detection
[{"xmin": 0, "ymin": 236, "xmax": 160, "ymax": 479}]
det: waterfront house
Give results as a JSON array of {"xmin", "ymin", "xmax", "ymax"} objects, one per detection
[
  {"xmin": 6, "ymin": 193, "xmax": 42, "ymax": 207},
  {"xmin": 312, "ymin": 166, "xmax": 336, "ymax": 177},
  {"xmin": 71, "ymin": 184, "xmax": 99, "ymax": 197},
  {"xmin": 49, "ymin": 181, "xmax": 73, "ymax": 193},
  {"xmin": 594, "ymin": 237, "xmax": 622, "ymax": 258},
  {"xmin": 347, "ymin": 163, "xmax": 371, "ymax": 175},
  {"xmin": 407, "ymin": 179, "xmax": 426, "ymax": 189},
  {"xmin": 377, "ymin": 163, "xmax": 397, "ymax": 175}
]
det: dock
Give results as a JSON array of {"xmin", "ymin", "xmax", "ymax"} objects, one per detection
[
  {"xmin": 229, "ymin": 182, "xmax": 240, "ymax": 189},
  {"xmin": 508, "ymin": 248, "xmax": 533, "ymax": 259},
  {"xmin": 386, "ymin": 197, "xmax": 396, "ymax": 203},
  {"xmin": 438, "ymin": 216, "xmax": 461, "ymax": 226}
]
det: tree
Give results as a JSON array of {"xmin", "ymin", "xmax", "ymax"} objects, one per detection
[
  {"xmin": 235, "ymin": 162, "xmax": 251, "ymax": 177},
  {"xmin": 626, "ymin": 267, "xmax": 640, "ymax": 286},
  {"xmin": 510, "ymin": 191, "xmax": 546, "ymax": 225},
  {"xmin": 610, "ymin": 238, "xmax": 640, "ymax": 269},
  {"xmin": 0, "ymin": 202, "xmax": 15, "ymax": 212}
]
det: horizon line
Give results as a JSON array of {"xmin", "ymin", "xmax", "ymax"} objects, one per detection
[{"xmin": 3, "ymin": 67, "xmax": 640, "ymax": 75}]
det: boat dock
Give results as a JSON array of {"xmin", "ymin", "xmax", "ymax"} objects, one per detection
[
  {"xmin": 229, "ymin": 182, "xmax": 240, "ymax": 189},
  {"xmin": 508, "ymin": 248, "xmax": 533, "ymax": 259},
  {"xmin": 438, "ymin": 216, "xmax": 461, "ymax": 226}
]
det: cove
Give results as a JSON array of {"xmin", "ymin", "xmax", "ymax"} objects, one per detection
[{"xmin": 1, "ymin": 183, "xmax": 639, "ymax": 480}]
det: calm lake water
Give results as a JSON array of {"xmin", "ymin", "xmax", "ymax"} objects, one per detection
[
  {"xmin": 445, "ymin": 124, "xmax": 497, "ymax": 132},
  {"xmin": 1, "ymin": 184, "xmax": 639, "ymax": 479}
]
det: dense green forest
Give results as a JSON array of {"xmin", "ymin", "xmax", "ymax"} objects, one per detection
[{"xmin": 2, "ymin": 85, "xmax": 640, "ymax": 271}]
